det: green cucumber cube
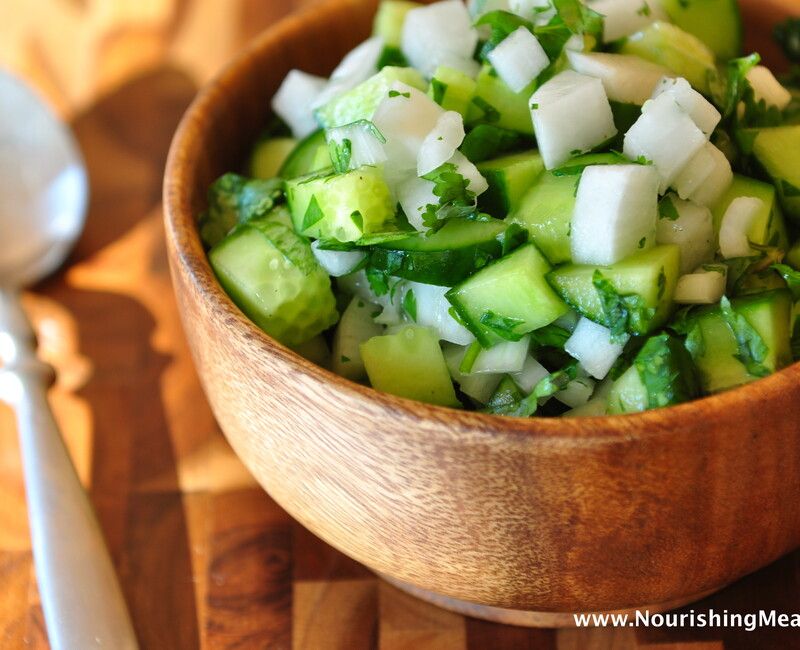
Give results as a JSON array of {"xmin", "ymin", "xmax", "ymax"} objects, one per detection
[
  {"xmin": 286, "ymin": 167, "xmax": 397, "ymax": 242},
  {"xmin": 447, "ymin": 243, "xmax": 569, "ymax": 348},
  {"xmin": 361, "ymin": 326, "xmax": 460, "ymax": 406},
  {"xmin": 428, "ymin": 65, "xmax": 478, "ymax": 118},
  {"xmin": 209, "ymin": 218, "xmax": 339, "ymax": 347},
  {"xmin": 373, "ymin": 1, "xmax": 421, "ymax": 47},
  {"xmin": 468, "ymin": 64, "xmax": 536, "ymax": 135},
  {"xmin": 547, "ymin": 245, "xmax": 681, "ymax": 336},
  {"xmin": 477, "ymin": 150, "xmax": 545, "ymax": 218}
]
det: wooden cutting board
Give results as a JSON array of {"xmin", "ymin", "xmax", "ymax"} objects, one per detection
[{"xmin": 1, "ymin": 0, "xmax": 799, "ymax": 648}]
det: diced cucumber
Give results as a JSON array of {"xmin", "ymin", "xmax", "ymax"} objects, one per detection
[
  {"xmin": 373, "ymin": 1, "xmax": 421, "ymax": 47},
  {"xmin": 405, "ymin": 282, "xmax": 476, "ymax": 345},
  {"xmin": 447, "ymin": 243, "xmax": 569, "ymax": 347},
  {"xmin": 607, "ymin": 333, "xmax": 699, "ymax": 414},
  {"xmin": 547, "ymin": 245, "xmax": 681, "ymax": 336},
  {"xmin": 315, "ymin": 66, "xmax": 426, "ymax": 129},
  {"xmin": 710, "ymin": 174, "xmax": 789, "ymax": 251},
  {"xmin": 477, "ymin": 151, "xmax": 545, "ymax": 217},
  {"xmin": 659, "ymin": 0, "xmax": 742, "ymax": 61},
  {"xmin": 484, "ymin": 375, "xmax": 525, "ymax": 414},
  {"xmin": 736, "ymin": 126, "xmax": 800, "ymax": 222},
  {"xmin": 469, "ymin": 337, "xmax": 530, "ymax": 375},
  {"xmin": 249, "ymin": 137, "xmax": 297, "ymax": 179},
  {"xmin": 361, "ymin": 326, "xmax": 460, "ymax": 406},
  {"xmin": 286, "ymin": 167, "xmax": 396, "ymax": 242},
  {"xmin": 566, "ymin": 51, "xmax": 670, "ymax": 105},
  {"xmin": 369, "ymin": 218, "xmax": 526, "ymax": 286},
  {"xmin": 469, "ymin": 64, "xmax": 536, "ymax": 135},
  {"xmin": 209, "ymin": 217, "xmax": 338, "ymax": 347},
  {"xmin": 279, "ymin": 130, "xmax": 328, "ymax": 179},
  {"xmin": 688, "ymin": 290, "xmax": 793, "ymax": 394},
  {"xmin": 332, "ymin": 297, "xmax": 384, "ymax": 381},
  {"xmin": 618, "ymin": 22, "xmax": 716, "ymax": 94},
  {"xmin": 428, "ymin": 65, "xmax": 478, "ymax": 118}
]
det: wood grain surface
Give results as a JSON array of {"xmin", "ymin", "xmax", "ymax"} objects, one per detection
[{"xmin": 2, "ymin": 0, "xmax": 800, "ymax": 648}]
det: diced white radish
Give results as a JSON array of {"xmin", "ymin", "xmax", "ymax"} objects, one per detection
[
  {"xmin": 672, "ymin": 141, "xmax": 715, "ymax": 200},
  {"xmin": 326, "ymin": 121, "xmax": 387, "ymax": 170},
  {"xmin": 337, "ymin": 270, "xmax": 404, "ymax": 325},
  {"xmin": 555, "ymin": 376, "xmax": 596, "ymax": 408},
  {"xmin": 470, "ymin": 337, "xmax": 530, "ymax": 375},
  {"xmin": 589, "ymin": 0, "xmax": 667, "ymax": 43},
  {"xmin": 650, "ymin": 77, "xmax": 721, "ymax": 138},
  {"xmin": 443, "ymin": 344, "xmax": 503, "ymax": 403},
  {"xmin": 511, "ymin": 356, "xmax": 551, "ymax": 393},
  {"xmin": 332, "ymin": 297, "xmax": 384, "ymax": 380},
  {"xmin": 449, "ymin": 151, "xmax": 489, "ymax": 196},
  {"xmin": 571, "ymin": 164, "xmax": 659, "ymax": 266},
  {"xmin": 565, "ymin": 34, "xmax": 586, "ymax": 51},
  {"xmin": 623, "ymin": 94, "xmax": 706, "ymax": 193},
  {"xmin": 406, "ymin": 282, "xmax": 475, "ymax": 345},
  {"xmin": 402, "ymin": 0, "xmax": 480, "ymax": 79},
  {"xmin": 271, "ymin": 70, "xmax": 327, "ymax": 138},
  {"xmin": 373, "ymin": 82, "xmax": 444, "ymax": 174},
  {"xmin": 565, "ymin": 318, "xmax": 628, "ymax": 380},
  {"xmin": 510, "ymin": 0, "xmax": 556, "ymax": 23},
  {"xmin": 530, "ymin": 71, "xmax": 618, "ymax": 169},
  {"xmin": 397, "ymin": 176, "xmax": 437, "ymax": 231},
  {"xmin": 566, "ymin": 51, "xmax": 670, "ymax": 105},
  {"xmin": 673, "ymin": 266, "xmax": 727, "ymax": 304},
  {"xmin": 655, "ymin": 194, "xmax": 715, "ymax": 273},
  {"xmin": 687, "ymin": 144, "xmax": 733, "ymax": 207},
  {"xmin": 312, "ymin": 37, "xmax": 384, "ymax": 109},
  {"xmin": 310, "ymin": 241, "xmax": 367, "ymax": 277},
  {"xmin": 719, "ymin": 197, "xmax": 763, "ymax": 259},
  {"xmin": 746, "ymin": 65, "xmax": 792, "ymax": 111},
  {"xmin": 488, "ymin": 27, "xmax": 550, "ymax": 93},
  {"xmin": 417, "ymin": 111, "xmax": 466, "ymax": 176}
]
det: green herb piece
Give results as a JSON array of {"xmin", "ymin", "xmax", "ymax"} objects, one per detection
[
  {"xmin": 592, "ymin": 271, "xmax": 655, "ymax": 342},
  {"xmin": 530, "ymin": 325, "xmax": 571, "ymax": 349},
  {"xmin": 719, "ymin": 296, "xmax": 771, "ymax": 377},
  {"xmin": 633, "ymin": 334, "xmax": 699, "ymax": 409},
  {"xmin": 388, "ymin": 90, "xmax": 411, "ymax": 98},
  {"xmin": 328, "ymin": 138, "xmax": 352, "ymax": 173},
  {"xmin": 479, "ymin": 311, "xmax": 526, "ymax": 342},
  {"xmin": 420, "ymin": 162, "xmax": 478, "ymax": 229},
  {"xmin": 658, "ymin": 195, "xmax": 681, "ymax": 221},
  {"xmin": 459, "ymin": 341, "xmax": 482, "ymax": 374},
  {"xmin": 402, "ymin": 288, "xmax": 417, "ymax": 322},
  {"xmin": 366, "ymin": 267, "xmax": 390, "ymax": 297}
]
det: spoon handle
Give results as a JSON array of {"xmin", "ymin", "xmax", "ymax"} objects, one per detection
[{"xmin": 0, "ymin": 288, "xmax": 138, "ymax": 650}]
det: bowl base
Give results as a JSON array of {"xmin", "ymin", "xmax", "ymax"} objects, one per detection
[{"xmin": 380, "ymin": 575, "xmax": 721, "ymax": 628}]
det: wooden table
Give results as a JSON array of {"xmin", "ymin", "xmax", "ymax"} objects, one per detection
[{"xmin": 1, "ymin": 1, "xmax": 799, "ymax": 648}]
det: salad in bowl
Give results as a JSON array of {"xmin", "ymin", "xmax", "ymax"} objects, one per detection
[{"xmin": 200, "ymin": 0, "xmax": 800, "ymax": 419}]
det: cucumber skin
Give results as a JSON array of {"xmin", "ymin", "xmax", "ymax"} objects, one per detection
[{"xmin": 279, "ymin": 130, "xmax": 328, "ymax": 179}]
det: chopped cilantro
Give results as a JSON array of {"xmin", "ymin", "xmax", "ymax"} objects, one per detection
[
  {"xmin": 328, "ymin": 137, "xmax": 352, "ymax": 173},
  {"xmin": 479, "ymin": 310, "xmax": 526, "ymax": 341},
  {"xmin": 402, "ymin": 288, "xmax": 417, "ymax": 322},
  {"xmin": 719, "ymin": 296, "xmax": 771, "ymax": 377},
  {"xmin": 593, "ymin": 271, "xmax": 655, "ymax": 341}
]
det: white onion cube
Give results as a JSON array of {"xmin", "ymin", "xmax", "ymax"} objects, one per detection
[
  {"xmin": 326, "ymin": 121, "xmax": 387, "ymax": 170},
  {"xmin": 443, "ymin": 344, "xmax": 502, "ymax": 403},
  {"xmin": 397, "ymin": 176, "xmax": 438, "ymax": 231},
  {"xmin": 719, "ymin": 197, "xmax": 763, "ymax": 259},
  {"xmin": 312, "ymin": 37, "xmax": 384, "ymax": 110},
  {"xmin": 373, "ymin": 82, "xmax": 444, "ymax": 174},
  {"xmin": 407, "ymin": 282, "xmax": 475, "ymax": 345},
  {"xmin": 417, "ymin": 111, "xmax": 466, "ymax": 176},
  {"xmin": 624, "ymin": 94, "xmax": 706, "ymax": 193},
  {"xmin": 589, "ymin": 0, "xmax": 667, "ymax": 43},
  {"xmin": 402, "ymin": 0, "xmax": 479, "ymax": 79},
  {"xmin": 566, "ymin": 51, "xmax": 670, "ymax": 105},
  {"xmin": 673, "ymin": 267, "xmax": 727, "ymax": 304},
  {"xmin": 488, "ymin": 27, "xmax": 550, "ymax": 93},
  {"xmin": 470, "ymin": 337, "xmax": 531, "ymax": 375},
  {"xmin": 650, "ymin": 77, "xmax": 721, "ymax": 138},
  {"xmin": 565, "ymin": 318, "xmax": 628, "ymax": 380},
  {"xmin": 555, "ymin": 376, "xmax": 596, "ymax": 408},
  {"xmin": 510, "ymin": 0, "xmax": 556, "ymax": 23},
  {"xmin": 655, "ymin": 194, "xmax": 715, "ymax": 273},
  {"xmin": 571, "ymin": 164, "xmax": 659, "ymax": 266},
  {"xmin": 673, "ymin": 141, "xmax": 716, "ymax": 200},
  {"xmin": 530, "ymin": 71, "xmax": 618, "ymax": 169},
  {"xmin": 271, "ymin": 70, "xmax": 327, "ymax": 138},
  {"xmin": 511, "ymin": 356, "xmax": 551, "ymax": 393},
  {"xmin": 311, "ymin": 241, "xmax": 367, "ymax": 277},
  {"xmin": 746, "ymin": 66, "xmax": 792, "ymax": 111},
  {"xmin": 687, "ymin": 144, "xmax": 733, "ymax": 207},
  {"xmin": 449, "ymin": 151, "xmax": 489, "ymax": 196}
]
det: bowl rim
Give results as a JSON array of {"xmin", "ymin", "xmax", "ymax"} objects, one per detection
[{"xmin": 163, "ymin": 0, "xmax": 800, "ymax": 441}]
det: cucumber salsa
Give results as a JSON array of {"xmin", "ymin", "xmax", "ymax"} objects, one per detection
[{"xmin": 201, "ymin": 0, "xmax": 800, "ymax": 417}]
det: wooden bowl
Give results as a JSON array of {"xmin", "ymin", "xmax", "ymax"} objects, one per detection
[{"xmin": 164, "ymin": 0, "xmax": 800, "ymax": 625}]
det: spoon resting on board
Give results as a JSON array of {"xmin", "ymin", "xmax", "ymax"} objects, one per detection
[{"xmin": 0, "ymin": 72, "xmax": 138, "ymax": 650}]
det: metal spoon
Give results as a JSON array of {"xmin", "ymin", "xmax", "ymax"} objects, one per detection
[{"xmin": 0, "ymin": 72, "xmax": 138, "ymax": 650}]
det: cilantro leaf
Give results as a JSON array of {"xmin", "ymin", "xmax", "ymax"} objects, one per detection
[
  {"xmin": 479, "ymin": 310, "xmax": 526, "ymax": 341},
  {"xmin": 658, "ymin": 195, "xmax": 681, "ymax": 221},
  {"xmin": 420, "ymin": 163, "xmax": 478, "ymax": 229},
  {"xmin": 200, "ymin": 173, "xmax": 285, "ymax": 248},
  {"xmin": 719, "ymin": 296, "xmax": 771, "ymax": 377},
  {"xmin": 366, "ymin": 267, "xmax": 390, "ymax": 297},
  {"xmin": 530, "ymin": 324, "xmax": 572, "ymax": 349},
  {"xmin": 592, "ymin": 271, "xmax": 655, "ymax": 341},
  {"xmin": 402, "ymin": 288, "xmax": 417, "ymax": 322},
  {"xmin": 633, "ymin": 334, "xmax": 698, "ymax": 409},
  {"xmin": 475, "ymin": 11, "xmax": 534, "ymax": 61},
  {"xmin": 328, "ymin": 137, "xmax": 352, "ymax": 173},
  {"xmin": 551, "ymin": 0, "xmax": 603, "ymax": 40}
]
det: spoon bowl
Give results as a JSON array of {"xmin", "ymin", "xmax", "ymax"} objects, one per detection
[{"xmin": 0, "ymin": 72, "xmax": 87, "ymax": 287}]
